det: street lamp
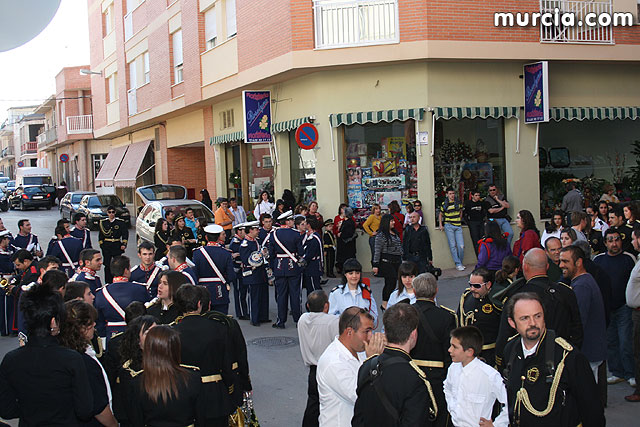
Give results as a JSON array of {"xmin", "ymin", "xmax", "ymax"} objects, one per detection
[{"xmin": 79, "ymin": 69, "xmax": 102, "ymax": 76}]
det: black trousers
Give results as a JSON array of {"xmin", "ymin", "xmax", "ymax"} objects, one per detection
[
  {"xmin": 467, "ymin": 220, "xmax": 484, "ymax": 256},
  {"xmin": 380, "ymin": 259, "xmax": 401, "ymax": 302},
  {"xmin": 302, "ymin": 365, "xmax": 319, "ymax": 427},
  {"xmin": 324, "ymin": 248, "xmax": 335, "ymax": 277},
  {"xmin": 102, "ymin": 243, "xmax": 123, "ymax": 283}
]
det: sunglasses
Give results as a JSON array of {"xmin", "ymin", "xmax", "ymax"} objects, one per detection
[
  {"xmin": 107, "ymin": 210, "xmax": 116, "ymax": 214},
  {"xmin": 606, "ymin": 236, "xmax": 621, "ymax": 242},
  {"xmin": 468, "ymin": 281, "xmax": 486, "ymax": 289}
]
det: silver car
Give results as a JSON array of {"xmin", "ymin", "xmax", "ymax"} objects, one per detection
[{"xmin": 135, "ymin": 184, "xmax": 214, "ymax": 246}]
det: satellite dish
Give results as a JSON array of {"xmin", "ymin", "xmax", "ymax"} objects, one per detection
[{"xmin": 0, "ymin": 0, "xmax": 61, "ymax": 52}]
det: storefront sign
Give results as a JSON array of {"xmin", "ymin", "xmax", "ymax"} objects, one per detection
[
  {"xmin": 524, "ymin": 61, "xmax": 549, "ymax": 124},
  {"xmin": 295, "ymin": 123, "xmax": 318, "ymax": 150},
  {"xmin": 59, "ymin": 153, "xmax": 69, "ymax": 163},
  {"xmin": 362, "ymin": 175, "xmax": 405, "ymax": 190},
  {"xmin": 243, "ymin": 90, "xmax": 273, "ymax": 143}
]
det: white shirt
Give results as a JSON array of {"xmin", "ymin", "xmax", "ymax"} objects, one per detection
[
  {"xmin": 297, "ymin": 312, "xmax": 340, "ymax": 367},
  {"xmin": 230, "ymin": 205, "xmax": 247, "ymax": 226},
  {"xmin": 444, "ymin": 358, "xmax": 508, "ymax": 427},
  {"xmin": 317, "ymin": 337, "xmax": 364, "ymax": 427},
  {"xmin": 387, "ymin": 288, "xmax": 416, "ymax": 308},
  {"xmin": 540, "ymin": 228, "xmax": 561, "ymax": 246},
  {"xmin": 253, "ymin": 200, "xmax": 275, "ymax": 219},
  {"xmin": 626, "ymin": 257, "xmax": 640, "ymax": 308},
  {"xmin": 521, "ymin": 339, "xmax": 540, "ymax": 358}
]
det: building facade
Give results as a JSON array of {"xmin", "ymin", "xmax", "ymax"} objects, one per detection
[{"xmin": 87, "ymin": 0, "xmax": 640, "ymax": 268}]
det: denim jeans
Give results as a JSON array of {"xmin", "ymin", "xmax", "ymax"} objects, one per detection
[
  {"xmin": 368, "ymin": 236, "xmax": 376, "ymax": 266},
  {"xmin": 607, "ymin": 305, "xmax": 635, "ymax": 379},
  {"xmin": 444, "ymin": 223, "xmax": 464, "ymax": 267},
  {"xmin": 493, "ymin": 218, "xmax": 514, "ymax": 246}
]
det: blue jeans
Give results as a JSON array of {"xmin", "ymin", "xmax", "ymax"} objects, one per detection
[
  {"xmin": 607, "ymin": 305, "xmax": 635, "ymax": 379},
  {"xmin": 444, "ymin": 223, "xmax": 464, "ymax": 267},
  {"xmin": 493, "ymin": 218, "xmax": 514, "ymax": 246}
]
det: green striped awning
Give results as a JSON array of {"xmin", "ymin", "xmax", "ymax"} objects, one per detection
[
  {"xmin": 550, "ymin": 107, "xmax": 640, "ymax": 121},
  {"xmin": 434, "ymin": 107, "xmax": 519, "ymax": 120},
  {"xmin": 273, "ymin": 116, "xmax": 314, "ymax": 133},
  {"xmin": 329, "ymin": 108, "xmax": 425, "ymax": 128},
  {"xmin": 209, "ymin": 130, "xmax": 244, "ymax": 145}
]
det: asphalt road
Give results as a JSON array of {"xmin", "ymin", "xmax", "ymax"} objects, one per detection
[{"xmin": 0, "ymin": 208, "xmax": 636, "ymax": 426}]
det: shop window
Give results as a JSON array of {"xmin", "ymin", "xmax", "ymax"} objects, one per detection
[
  {"xmin": 248, "ymin": 143, "xmax": 274, "ymax": 201},
  {"xmin": 289, "ymin": 131, "xmax": 317, "ymax": 206},
  {"xmin": 539, "ymin": 119, "xmax": 640, "ymax": 218},
  {"xmin": 433, "ymin": 118, "xmax": 506, "ymax": 221},
  {"xmin": 92, "ymin": 154, "xmax": 108, "ymax": 179},
  {"xmin": 343, "ymin": 121, "xmax": 417, "ymax": 223}
]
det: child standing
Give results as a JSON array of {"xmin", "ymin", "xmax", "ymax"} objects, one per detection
[
  {"xmin": 444, "ymin": 326, "xmax": 508, "ymax": 427},
  {"xmin": 322, "ymin": 219, "xmax": 336, "ymax": 278}
]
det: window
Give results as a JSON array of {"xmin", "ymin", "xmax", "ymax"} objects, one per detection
[
  {"xmin": 143, "ymin": 51, "xmax": 150, "ymax": 84},
  {"xmin": 92, "ymin": 154, "xmax": 108, "ymax": 179},
  {"xmin": 172, "ymin": 30, "xmax": 183, "ymax": 84},
  {"xmin": 103, "ymin": 4, "xmax": 114, "ymax": 36},
  {"xmin": 262, "ymin": 155, "xmax": 273, "ymax": 168},
  {"xmin": 204, "ymin": 7, "xmax": 218, "ymax": 50},
  {"xmin": 226, "ymin": 0, "xmax": 237, "ymax": 38},
  {"xmin": 106, "ymin": 73, "xmax": 118, "ymax": 103},
  {"xmin": 289, "ymin": 132, "xmax": 317, "ymax": 206},
  {"xmin": 220, "ymin": 109, "xmax": 234, "ymax": 130},
  {"xmin": 129, "ymin": 60, "xmax": 137, "ymax": 90}
]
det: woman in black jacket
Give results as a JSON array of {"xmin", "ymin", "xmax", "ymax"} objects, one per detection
[
  {"xmin": 373, "ymin": 214, "xmax": 403, "ymax": 310},
  {"xmin": 336, "ymin": 207, "xmax": 357, "ymax": 274},
  {"xmin": 153, "ymin": 218, "xmax": 170, "ymax": 261}
]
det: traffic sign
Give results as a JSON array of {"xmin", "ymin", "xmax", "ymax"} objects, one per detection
[
  {"xmin": 60, "ymin": 153, "xmax": 69, "ymax": 163},
  {"xmin": 17, "ymin": 161, "xmax": 24, "ymax": 167},
  {"xmin": 295, "ymin": 123, "xmax": 318, "ymax": 150}
]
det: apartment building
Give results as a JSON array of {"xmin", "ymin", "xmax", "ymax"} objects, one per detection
[
  {"xmin": 87, "ymin": 0, "xmax": 640, "ymax": 268},
  {"xmin": 35, "ymin": 66, "xmax": 112, "ymax": 191}
]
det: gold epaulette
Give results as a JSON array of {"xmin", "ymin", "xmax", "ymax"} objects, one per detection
[
  {"xmin": 180, "ymin": 364, "xmax": 200, "ymax": 371},
  {"xmin": 557, "ymin": 281, "xmax": 572, "ymax": 290},
  {"xmin": 507, "ymin": 333, "xmax": 519, "ymax": 342},
  {"xmin": 110, "ymin": 331, "xmax": 124, "ymax": 339},
  {"xmin": 440, "ymin": 305, "xmax": 459, "ymax": 325},
  {"xmin": 555, "ymin": 337, "xmax": 573, "ymax": 351},
  {"xmin": 169, "ymin": 315, "xmax": 184, "ymax": 326},
  {"xmin": 409, "ymin": 360, "xmax": 438, "ymax": 419},
  {"xmin": 362, "ymin": 353, "xmax": 379, "ymax": 364},
  {"xmin": 123, "ymin": 359, "xmax": 143, "ymax": 378}
]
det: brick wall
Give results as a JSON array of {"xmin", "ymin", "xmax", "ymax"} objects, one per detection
[
  {"xmin": 166, "ymin": 146, "xmax": 207, "ymax": 196},
  {"xmin": 181, "ymin": 0, "xmax": 203, "ymax": 105},
  {"xmin": 291, "ymin": 0, "xmax": 314, "ymax": 50},
  {"xmin": 88, "ymin": 0, "xmax": 107, "ymax": 130},
  {"xmin": 203, "ymin": 106, "xmax": 218, "ymax": 200}
]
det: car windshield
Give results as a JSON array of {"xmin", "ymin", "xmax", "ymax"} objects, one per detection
[
  {"xmin": 0, "ymin": 177, "xmax": 9, "ymax": 184},
  {"xmin": 88, "ymin": 195, "xmax": 123, "ymax": 208},
  {"xmin": 138, "ymin": 185, "xmax": 186, "ymax": 201},
  {"xmin": 42, "ymin": 185, "xmax": 55, "ymax": 192},
  {"xmin": 7, "ymin": 181, "xmax": 14, "ymax": 187},
  {"xmin": 163, "ymin": 205, "xmax": 213, "ymax": 223},
  {"xmin": 24, "ymin": 186, "xmax": 44, "ymax": 194},
  {"xmin": 23, "ymin": 176, "xmax": 52, "ymax": 185},
  {"xmin": 71, "ymin": 194, "xmax": 86, "ymax": 203}
]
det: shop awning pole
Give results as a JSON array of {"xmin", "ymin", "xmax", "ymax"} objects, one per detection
[
  {"xmin": 328, "ymin": 117, "xmax": 336, "ymax": 161},
  {"xmin": 516, "ymin": 116, "xmax": 521, "ymax": 153},
  {"xmin": 534, "ymin": 123, "xmax": 539, "ymax": 157},
  {"xmin": 415, "ymin": 118, "xmax": 421, "ymax": 156},
  {"xmin": 430, "ymin": 111, "xmax": 436, "ymax": 156}
]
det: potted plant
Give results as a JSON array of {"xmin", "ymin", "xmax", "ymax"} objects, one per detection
[{"xmin": 229, "ymin": 170, "xmax": 241, "ymax": 188}]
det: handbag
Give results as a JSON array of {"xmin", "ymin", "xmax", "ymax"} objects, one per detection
[{"xmin": 229, "ymin": 392, "xmax": 260, "ymax": 427}]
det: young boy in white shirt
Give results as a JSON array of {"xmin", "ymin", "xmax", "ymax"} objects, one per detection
[{"xmin": 444, "ymin": 326, "xmax": 508, "ymax": 427}]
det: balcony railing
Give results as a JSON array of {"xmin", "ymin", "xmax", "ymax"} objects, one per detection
[
  {"xmin": 66, "ymin": 115, "xmax": 93, "ymax": 134},
  {"xmin": 37, "ymin": 127, "xmax": 57, "ymax": 149},
  {"xmin": 127, "ymin": 88, "xmax": 137, "ymax": 116},
  {"xmin": 540, "ymin": 0, "xmax": 614, "ymax": 44},
  {"xmin": 313, "ymin": 0, "xmax": 399, "ymax": 49},
  {"xmin": 36, "ymin": 132, "xmax": 46, "ymax": 145},
  {"xmin": 21, "ymin": 142, "xmax": 37, "ymax": 154}
]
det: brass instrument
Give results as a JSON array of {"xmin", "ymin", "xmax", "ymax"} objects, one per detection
[{"xmin": 0, "ymin": 277, "xmax": 17, "ymax": 293}]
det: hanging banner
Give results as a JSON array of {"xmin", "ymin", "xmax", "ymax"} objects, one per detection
[
  {"xmin": 243, "ymin": 90, "xmax": 273, "ymax": 143},
  {"xmin": 524, "ymin": 61, "xmax": 549, "ymax": 124}
]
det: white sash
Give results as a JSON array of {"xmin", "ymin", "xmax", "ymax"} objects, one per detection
[
  {"xmin": 273, "ymin": 231, "xmax": 298, "ymax": 263},
  {"xmin": 312, "ymin": 233, "xmax": 324, "ymax": 269},
  {"xmin": 102, "ymin": 286, "xmax": 126, "ymax": 321},
  {"xmin": 198, "ymin": 247, "xmax": 227, "ymax": 284},
  {"xmin": 57, "ymin": 240, "xmax": 76, "ymax": 268},
  {"xmin": 142, "ymin": 266, "xmax": 160, "ymax": 290}
]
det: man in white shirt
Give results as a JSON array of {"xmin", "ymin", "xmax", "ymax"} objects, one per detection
[
  {"xmin": 229, "ymin": 197, "xmax": 247, "ymax": 226},
  {"xmin": 298, "ymin": 290, "xmax": 340, "ymax": 427},
  {"xmin": 444, "ymin": 326, "xmax": 508, "ymax": 427},
  {"xmin": 316, "ymin": 306, "xmax": 385, "ymax": 427}
]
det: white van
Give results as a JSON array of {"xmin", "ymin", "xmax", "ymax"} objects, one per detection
[{"xmin": 15, "ymin": 167, "xmax": 53, "ymax": 187}]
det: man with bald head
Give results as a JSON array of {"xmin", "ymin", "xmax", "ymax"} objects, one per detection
[{"xmin": 494, "ymin": 248, "xmax": 583, "ymax": 369}]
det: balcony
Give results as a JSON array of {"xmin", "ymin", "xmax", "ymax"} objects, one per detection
[
  {"xmin": 313, "ymin": 0, "xmax": 399, "ymax": 49},
  {"xmin": 540, "ymin": 0, "xmax": 614, "ymax": 44},
  {"xmin": 37, "ymin": 127, "xmax": 57, "ymax": 149},
  {"xmin": 21, "ymin": 142, "xmax": 37, "ymax": 154},
  {"xmin": 66, "ymin": 115, "xmax": 93, "ymax": 134},
  {"xmin": 0, "ymin": 146, "xmax": 14, "ymax": 159}
]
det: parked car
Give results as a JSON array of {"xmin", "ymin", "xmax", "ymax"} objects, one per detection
[
  {"xmin": 59, "ymin": 191, "xmax": 97, "ymax": 221},
  {"xmin": 0, "ymin": 177, "xmax": 10, "ymax": 191},
  {"xmin": 41, "ymin": 184, "xmax": 57, "ymax": 207},
  {"xmin": 6, "ymin": 181, "xmax": 16, "ymax": 193},
  {"xmin": 135, "ymin": 184, "xmax": 214, "ymax": 245},
  {"xmin": 77, "ymin": 194, "xmax": 131, "ymax": 230},
  {"xmin": 0, "ymin": 191, "xmax": 8, "ymax": 212},
  {"xmin": 9, "ymin": 186, "xmax": 53, "ymax": 210}
]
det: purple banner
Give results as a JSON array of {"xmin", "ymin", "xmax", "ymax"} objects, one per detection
[
  {"xmin": 243, "ymin": 90, "xmax": 273, "ymax": 143},
  {"xmin": 524, "ymin": 61, "xmax": 549, "ymax": 124}
]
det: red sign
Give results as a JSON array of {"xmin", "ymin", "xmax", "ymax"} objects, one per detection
[
  {"xmin": 17, "ymin": 161, "xmax": 24, "ymax": 167},
  {"xmin": 60, "ymin": 154, "xmax": 69, "ymax": 163},
  {"xmin": 295, "ymin": 123, "xmax": 318, "ymax": 150}
]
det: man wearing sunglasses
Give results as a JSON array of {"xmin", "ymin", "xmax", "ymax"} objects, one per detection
[
  {"xmin": 594, "ymin": 228, "xmax": 637, "ymax": 387},
  {"xmin": 99, "ymin": 205, "xmax": 128, "ymax": 283},
  {"xmin": 457, "ymin": 267, "xmax": 502, "ymax": 366}
]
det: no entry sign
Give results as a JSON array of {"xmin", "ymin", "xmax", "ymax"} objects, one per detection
[
  {"xmin": 295, "ymin": 123, "xmax": 318, "ymax": 150},
  {"xmin": 60, "ymin": 153, "xmax": 69, "ymax": 163}
]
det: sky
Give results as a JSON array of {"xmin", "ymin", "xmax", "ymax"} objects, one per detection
[{"xmin": 0, "ymin": 0, "xmax": 90, "ymax": 123}]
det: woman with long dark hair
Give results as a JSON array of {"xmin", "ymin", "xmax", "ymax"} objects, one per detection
[
  {"xmin": 327, "ymin": 258, "xmax": 378, "ymax": 326},
  {"xmin": 200, "ymin": 189, "xmax": 213, "ymax": 210},
  {"xmin": 128, "ymin": 326, "xmax": 205, "ymax": 427},
  {"xmin": 336, "ymin": 207, "xmax": 357, "ymax": 274},
  {"xmin": 512, "ymin": 209, "xmax": 542, "ymax": 262},
  {"xmin": 254, "ymin": 190, "xmax": 275, "ymax": 219},
  {"xmin": 195, "ymin": 216, "xmax": 208, "ymax": 247},
  {"xmin": 0, "ymin": 287, "xmax": 94, "ymax": 425},
  {"xmin": 387, "ymin": 261, "xmax": 418, "ymax": 308},
  {"xmin": 332, "ymin": 203, "xmax": 348, "ymax": 236},
  {"xmin": 282, "ymin": 189, "xmax": 296, "ymax": 213},
  {"xmin": 476, "ymin": 220, "xmax": 511, "ymax": 273},
  {"xmin": 172, "ymin": 215, "xmax": 197, "ymax": 258},
  {"xmin": 494, "ymin": 255, "xmax": 521, "ymax": 288},
  {"xmin": 373, "ymin": 214, "xmax": 403, "ymax": 310},
  {"xmin": 540, "ymin": 210, "xmax": 565, "ymax": 246},
  {"xmin": 273, "ymin": 199, "xmax": 286, "ymax": 225},
  {"xmin": 154, "ymin": 218, "xmax": 170, "ymax": 261},
  {"xmin": 60, "ymin": 300, "xmax": 118, "ymax": 427},
  {"xmin": 146, "ymin": 271, "xmax": 187, "ymax": 325},
  {"xmin": 388, "ymin": 200, "xmax": 405, "ymax": 240}
]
